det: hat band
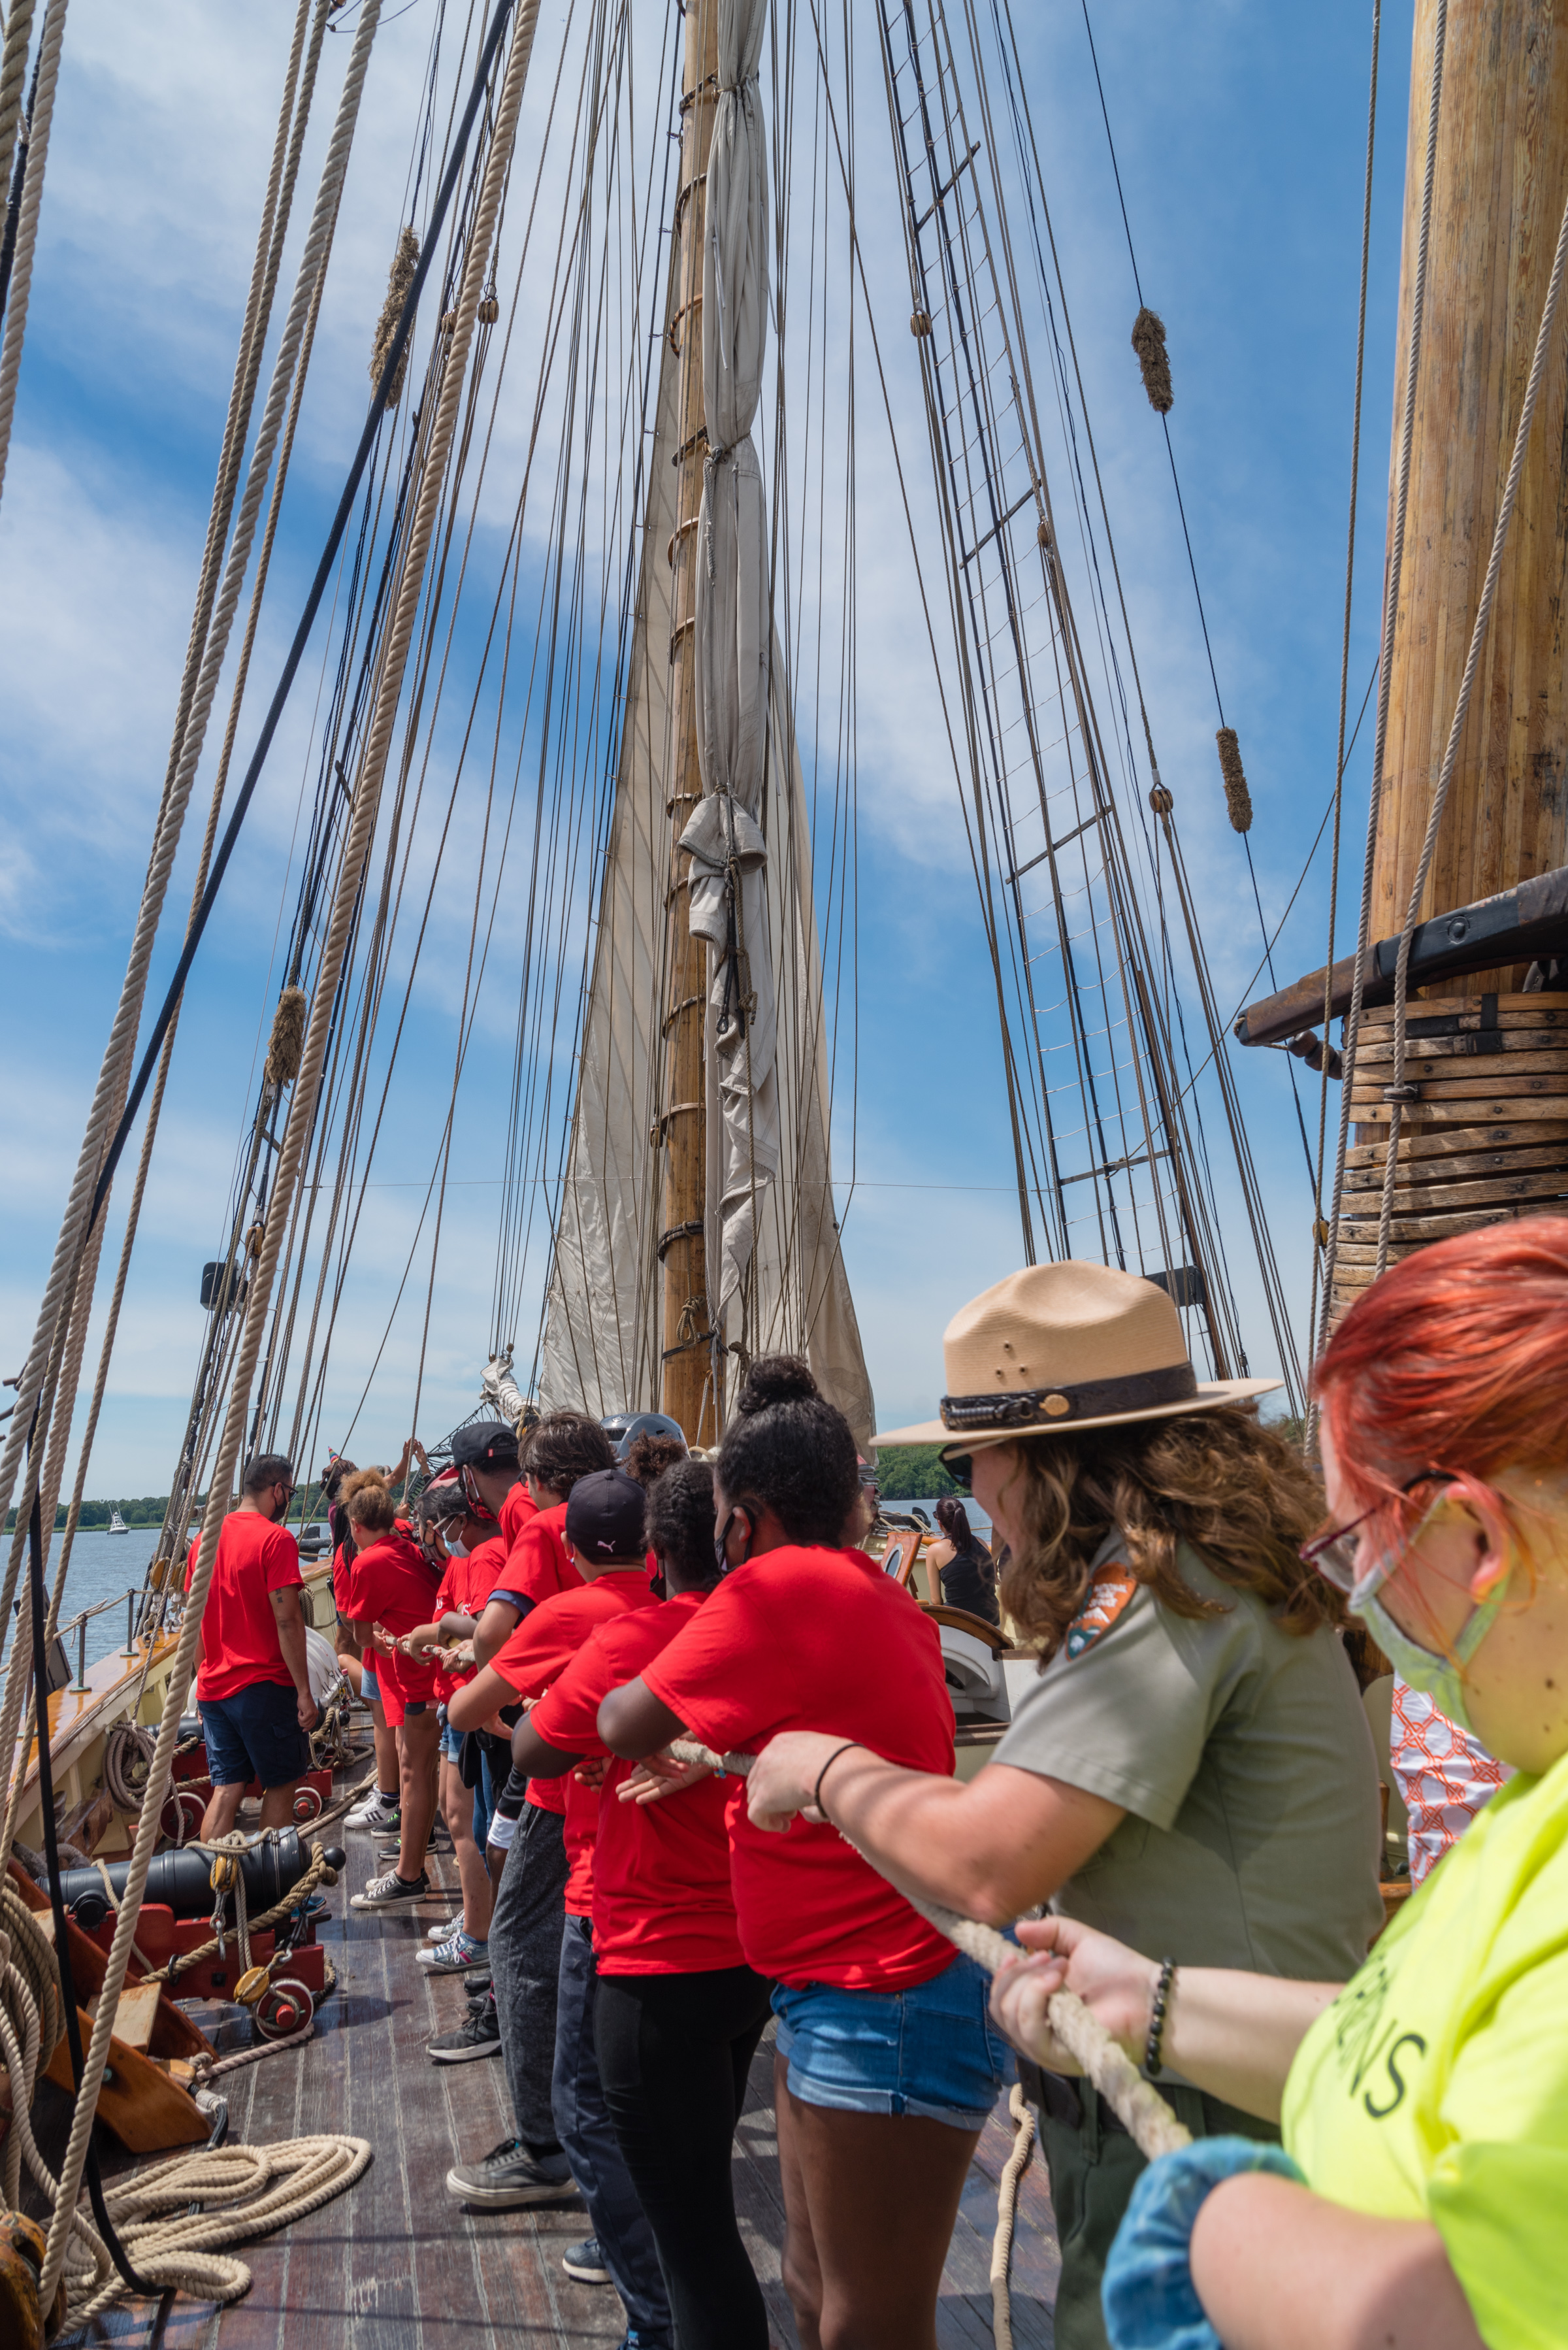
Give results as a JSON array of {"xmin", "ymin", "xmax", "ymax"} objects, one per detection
[{"xmin": 939, "ymin": 1361, "xmax": 1198, "ymax": 1432}]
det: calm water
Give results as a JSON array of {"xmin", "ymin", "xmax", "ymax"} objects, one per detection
[{"xmin": 1, "ymin": 1523, "xmax": 327, "ymax": 1675}]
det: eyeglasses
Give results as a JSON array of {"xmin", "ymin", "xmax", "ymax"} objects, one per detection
[{"xmin": 1299, "ymin": 1470, "xmax": 1454, "ymax": 1608}]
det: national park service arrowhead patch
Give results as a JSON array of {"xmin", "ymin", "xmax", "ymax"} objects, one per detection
[{"xmin": 1065, "ymin": 1566, "xmax": 1139, "ymax": 1659}]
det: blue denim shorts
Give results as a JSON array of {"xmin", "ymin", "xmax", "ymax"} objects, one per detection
[
  {"xmin": 772, "ymin": 1951, "xmax": 1015, "ymax": 2132},
  {"xmin": 360, "ymin": 1660, "xmax": 380, "ymax": 1702},
  {"xmin": 440, "ymin": 1714, "xmax": 463, "ymax": 1762},
  {"xmin": 199, "ymin": 1682, "xmax": 311, "ymax": 1791}
]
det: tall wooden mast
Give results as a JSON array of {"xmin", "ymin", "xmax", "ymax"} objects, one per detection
[
  {"xmin": 1332, "ymin": 0, "xmax": 1568, "ymax": 1308},
  {"xmin": 659, "ymin": 0, "xmax": 719, "ymax": 1444},
  {"xmin": 1369, "ymin": 0, "xmax": 1568, "ymax": 959}
]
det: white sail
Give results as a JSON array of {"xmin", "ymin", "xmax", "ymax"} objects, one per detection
[{"xmin": 538, "ymin": 238, "xmax": 874, "ymax": 1448}]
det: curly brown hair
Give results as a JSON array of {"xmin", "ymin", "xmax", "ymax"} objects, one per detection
[
  {"xmin": 994, "ymin": 1406, "xmax": 1340, "ymax": 1659},
  {"xmin": 523, "ymin": 1410, "xmax": 615, "ymax": 1500}
]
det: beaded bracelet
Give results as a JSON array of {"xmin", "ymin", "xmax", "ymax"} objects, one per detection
[
  {"xmin": 1145, "ymin": 1957, "xmax": 1177, "ymax": 2077},
  {"xmin": 811, "ymin": 1740, "xmax": 866, "ymax": 1817}
]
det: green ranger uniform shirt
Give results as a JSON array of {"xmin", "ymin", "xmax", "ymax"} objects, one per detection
[
  {"xmin": 1284, "ymin": 1745, "xmax": 1568, "ymax": 2350},
  {"xmin": 993, "ymin": 1534, "xmax": 1384, "ymax": 2019}
]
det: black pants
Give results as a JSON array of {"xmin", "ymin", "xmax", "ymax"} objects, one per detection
[
  {"xmin": 595, "ymin": 1964, "xmax": 774, "ymax": 2350},
  {"xmin": 1025, "ymin": 2061, "xmax": 1281, "ymax": 2350}
]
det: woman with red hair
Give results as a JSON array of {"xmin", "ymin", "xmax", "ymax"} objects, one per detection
[{"xmin": 987, "ymin": 1218, "xmax": 1568, "ymax": 2350}]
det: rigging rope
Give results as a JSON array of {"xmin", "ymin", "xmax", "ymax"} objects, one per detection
[
  {"xmin": 0, "ymin": 0, "xmax": 50, "ymax": 506},
  {"xmin": 1306, "ymin": 0, "xmax": 1381, "ymax": 1380}
]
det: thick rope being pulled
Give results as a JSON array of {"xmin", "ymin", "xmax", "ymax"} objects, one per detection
[
  {"xmin": 1371, "ymin": 173, "xmax": 1568, "ymax": 1276},
  {"xmin": 667, "ymin": 1742, "xmax": 1190, "ymax": 2160},
  {"xmin": 31, "ymin": 10, "xmax": 389, "ymax": 2310},
  {"xmin": 1311, "ymin": 0, "xmax": 1446, "ymax": 1395},
  {"xmin": 0, "ymin": 0, "xmax": 65, "ymax": 510},
  {"xmin": 990, "ymin": 2081, "xmax": 1036, "ymax": 2350},
  {"xmin": 63, "ymin": 2134, "xmax": 372, "ymax": 2321}
]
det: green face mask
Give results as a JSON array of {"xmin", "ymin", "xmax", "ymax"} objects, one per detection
[{"xmin": 1358, "ymin": 1574, "xmax": 1508, "ymax": 1741}]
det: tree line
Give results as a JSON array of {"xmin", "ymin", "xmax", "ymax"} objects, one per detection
[{"xmin": 3, "ymin": 1486, "xmax": 331, "ymax": 1534}]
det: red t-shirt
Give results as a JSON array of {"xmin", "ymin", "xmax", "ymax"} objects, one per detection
[
  {"xmin": 345, "ymin": 1531, "xmax": 442, "ymax": 1708},
  {"xmin": 491, "ymin": 1568, "xmax": 655, "ymax": 1822},
  {"xmin": 532, "ymin": 1591, "xmax": 743, "ymax": 1973},
  {"xmin": 186, "ymin": 1512, "xmax": 302, "ymax": 1702},
  {"xmin": 432, "ymin": 1535, "xmax": 505, "ymax": 1702},
  {"xmin": 499, "ymin": 1482, "xmax": 536, "ymax": 1549},
  {"xmin": 487, "ymin": 1500, "xmax": 578, "ymax": 1621},
  {"xmin": 642, "ymin": 1545, "xmax": 956, "ymax": 1991}
]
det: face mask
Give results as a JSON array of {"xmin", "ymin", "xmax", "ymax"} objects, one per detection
[
  {"xmin": 447, "ymin": 1536, "xmax": 468, "ymax": 1557},
  {"xmin": 1358, "ymin": 1574, "xmax": 1508, "ymax": 1740}
]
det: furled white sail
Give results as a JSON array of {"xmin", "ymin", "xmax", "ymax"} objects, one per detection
[{"xmin": 538, "ymin": 171, "xmax": 874, "ymax": 1449}]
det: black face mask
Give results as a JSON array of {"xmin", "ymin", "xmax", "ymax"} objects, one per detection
[{"xmin": 713, "ymin": 1508, "xmax": 751, "ymax": 1577}]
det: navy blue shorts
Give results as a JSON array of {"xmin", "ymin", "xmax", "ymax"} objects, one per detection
[{"xmin": 200, "ymin": 1681, "xmax": 312, "ymax": 1789}]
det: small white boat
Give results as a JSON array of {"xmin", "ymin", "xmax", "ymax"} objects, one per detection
[{"xmin": 106, "ymin": 1509, "xmax": 129, "ymax": 1533}]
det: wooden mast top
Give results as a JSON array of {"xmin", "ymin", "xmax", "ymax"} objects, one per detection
[
  {"xmin": 659, "ymin": 0, "xmax": 719, "ymax": 1445},
  {"xmin": 1369, "ymin": 0, "xmax": 1568, "ymax": 982}
]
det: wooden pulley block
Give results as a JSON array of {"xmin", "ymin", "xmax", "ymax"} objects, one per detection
[
  {"xmin": 208, "ymin": 1852, "xmax": 238, "ymax": 1893},
  {"xmin": 234, "ymin": 1965, "xmax": 272, "ymax": 2008},
  {"xmin": 0, "ymin": 2210, "xmax": 64, "ymax": 2347}
]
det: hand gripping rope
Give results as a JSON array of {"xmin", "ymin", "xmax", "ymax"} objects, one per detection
[{"xmin": 667, "ymin": 1740, "xmax": 1190, "ymax": 2162}]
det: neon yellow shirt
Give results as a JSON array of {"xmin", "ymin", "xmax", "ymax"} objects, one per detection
[{"xmin": 1282, "ymin": 1746, "xmax": 1568, "ymax": 2350}]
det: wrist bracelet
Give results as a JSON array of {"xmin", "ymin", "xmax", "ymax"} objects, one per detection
[
  {"xmin": 1145, "ymin": 1958, "xmax": 1176, "ymax": 2077},
  {"xmin": 811, "ymin": 1740, "xmax": 865, "ymax": 1816}
]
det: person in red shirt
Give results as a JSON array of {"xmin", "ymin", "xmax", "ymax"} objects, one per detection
[
  {"xmin": 437, "ymin": 1410, "xmax": 616, "ymax": 2200},
  {"xmin": 341, "ymin": 1470, "xmax": 443, "ymax": 1908},
  {"xmin": 186, "ymin": 1451, "xmax": 319, "ymax": 1838},
  {"xmin": 515, "ymin": 1455, "xmax": 772, "ymax": 2350},
  {"xmin": 452, "ymin": 1465, "xmax": 670, "ymax": 2344},
  {"xmin": 600, "ymin": 1358, "xmax": 1012, "ymax": 2350},
  {"xmin": 397, "ymin": 1476, "xmax": 504, "ymax": 1980}
]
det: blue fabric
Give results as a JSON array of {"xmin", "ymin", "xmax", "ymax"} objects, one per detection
[
  {"xmin": 440, "ymin": 1717, "xmax": 464, "ymax": 1762},
  {"xmin": 473, "ymin": 1747, "xmax": 495, "ymax": 1849},
  {"xmin": 552, "ymin": 1915, "xmax": 672, "ymax": 2345},
  {"xmin": 199, "ymin": 1683, "xmax": 311, "ymax": 1790},
  {"xmin": 1102, "ymin": 2136, "xmax": 1306, "ymax": 2350},
  {"xmin": 771, "ymin": 1951, "xmax": 1014, "ymax": 2131},
  {"xmin": 359, "ymin": 1659, "xmax": 380, "ymax": 1702}
]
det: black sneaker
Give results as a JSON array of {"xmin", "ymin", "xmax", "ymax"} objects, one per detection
[
  {"xmin": 429, "ymin": 2002, "xmax": 502, "ymax": 2064},
  {"xmin": 444, "ymin": 2135, "xmax": 574, "ymax": 2206},
  {"xmin": 350, "ymin": 1868, "xmax": 430, "ymax": 1911},
  {"xmin": 563, "ymin": 2236, "xmax": 610, "ymax": 2285}
]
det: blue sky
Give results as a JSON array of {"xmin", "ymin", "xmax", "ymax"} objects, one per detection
[{"xmin": 0, "ymin": 1, "xmax": 1412, "ymax": 1497}]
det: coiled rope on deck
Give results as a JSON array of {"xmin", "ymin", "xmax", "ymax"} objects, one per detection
[
  {"xmin": 667, "ymin": 1740, "xmax": 1190, "ymax": 2162},
  {"xmin": 61, "ymin": 2136, "xmax": 373, "ymax": 2323}
]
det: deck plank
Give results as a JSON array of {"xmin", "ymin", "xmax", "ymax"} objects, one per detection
[{"xmin": 47, "ymin": 1768, "xmax": 1062, "ymax": 2347}]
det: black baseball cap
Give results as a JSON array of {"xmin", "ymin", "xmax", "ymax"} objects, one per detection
[
  {"xmin": 450, "ymin": 1421, "xmax": 521, "ymax": 1472},
  {"xmin": 565, "ymin": 1468, "xmax": 647, "ymax": 1563}
]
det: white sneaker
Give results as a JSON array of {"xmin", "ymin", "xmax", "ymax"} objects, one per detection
[
  {"xmin": 346, "ymin": 1791, "xmax": 400, "ymax": 1831},
  {"xmin": 427, "ymin": 1918, "xmax": 455, "ymax": 1940},
  {"xmin": 418, "ymin": 1932, "xmax": 491, "ymax": 1980}
]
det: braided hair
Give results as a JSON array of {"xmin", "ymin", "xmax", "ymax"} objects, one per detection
[
  {"xmin": 645, "ymin": 1458, "xmax": 718, "ymax": 1593},
  {"xmin": 715, "ymin": 1355, "xmax": 858, "ymax": 1547}
]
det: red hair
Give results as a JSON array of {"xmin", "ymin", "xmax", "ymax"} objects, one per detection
[{"xmin": 1316, "ymin": 1216, "xmax": 1568, "ymax": 1578}]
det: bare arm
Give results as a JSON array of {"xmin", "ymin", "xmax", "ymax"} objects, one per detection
[
  {"xmin": 448, "ymin": 1664, "xmax": 514, "ymax": 1733},
  {"xmin": 990, "ymin": 1915, "xmax": 1339, "ymax": 2122},
  {"xmin": 598, "ymin": 1675, "xmax": 686, "ymax": 1757},
  {"xmin": 269, "ymin": 1585, "xmax": 319, "ymax": 1734},
  {"xmin": 1190, "ymin": 2176, "xmax": 1482, "ymax": 2350},
  {"xmin": 472, "ymin": 1596, "xmax": 522, "ymax": 1668},
  {"xmin": 511, "ymin": 1715, "xmax": 578, "ymax": 1780},
  {"xmin": 747, "ymin": 1734, "xmax": 1123, "ymax": 1926}
]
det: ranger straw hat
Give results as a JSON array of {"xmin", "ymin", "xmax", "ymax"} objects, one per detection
[{"xmin": 873, "ymin": 1261, "xmax": 1279, "ymax": 1455}]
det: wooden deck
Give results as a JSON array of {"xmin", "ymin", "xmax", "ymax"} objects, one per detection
[{"xmin": 49, "ymin": 1800, "xmax": 1060, "ymax": 2348}]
